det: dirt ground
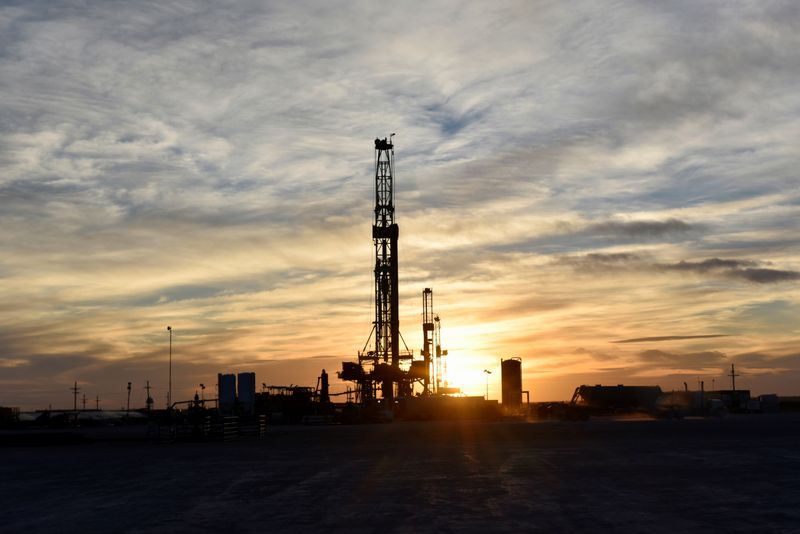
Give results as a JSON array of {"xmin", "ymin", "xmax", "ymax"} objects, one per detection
[{"xmin": 2, "ymin": 414, "xmax": 799, "ymax": 533}]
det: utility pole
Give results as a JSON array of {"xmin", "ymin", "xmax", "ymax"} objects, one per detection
[
  {"xmin": 728, "ymin": 363, "xmax": 740, "ymax": 391},
  {"xmin": 70, "ymin": 381, "xmax": 80, "ymax": 412},
  {"xmin": 82, "ymin": 393, "xmax": 87, "ymax": 411},
  {"xmin": 126, "ymin": 382, "xmax": 132, "ymax": 416},
  {"xmin": 95, "ymin": 395, "xmax": 100, "ymax": 411}
]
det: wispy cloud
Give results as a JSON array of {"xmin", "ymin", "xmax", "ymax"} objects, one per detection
[
  {"xmin": 560, "ymin": 254, "xmax": 800, "ymax": 285},
  {"xmin": 663, "ymin": 259, "xmax": 800, "ymax": 283},
  {"xmin": 1, "ymin": 1, "xmax": 799, "ymax": 406},
  {"xmin": 614, "ymin": 335, "xmax": 730, "ymax": 344}
]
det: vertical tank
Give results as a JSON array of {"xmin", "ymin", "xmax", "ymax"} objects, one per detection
[
  {"xmin": 501, "ymin": 357, "xmax": 522, "ymax": 407},
  {"xmin": 237, "ymin": 372, "xmax": 256, "ymax": 415},
  {"xmin": 218, "ymin": 373, "xmax": 237, "ymax": 416}
]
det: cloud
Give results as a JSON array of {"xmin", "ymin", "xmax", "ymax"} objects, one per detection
[
  {"xmin": 669, "ymin": 258, "xmax": 759, "ymax": 270},
  {"xmin": 614, "ymin": 335, "xmax": 730, "ymax": 344},
  {"xmin": 492, "ymin": 217, "xmax": 700, "ymax": 255},
  {"xmin": 559, "ymin": 253, "xmax": 800, "ymax": 284},
  {"xmin": 663, "ymin": 258, "xmax": 800, "ymax": 284},
  {"xmin": 636, "ymin": 349, "xmax": 727, "ymax": 368},
  {"xmin": 1, "ymin": 2, "xmax": 800, "ymax": 406},
  {"xmin": 552, "ymin": 251, "xmax": 654, "ymax": 277},
  {"xmin": 733, "ymin": 351, "xmax": 800, "ymax": 370},
  {"xmin": 585, "ymin": 218, "xmax": 696, "ymax": 238}
]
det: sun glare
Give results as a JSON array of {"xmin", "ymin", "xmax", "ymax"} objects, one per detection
[{"xmin": 438, "ymin": 350, "xmax": 497, "ymax": 398}]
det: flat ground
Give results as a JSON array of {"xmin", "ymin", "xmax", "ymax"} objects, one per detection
[{"xmin": 2, "ymin": 415, "xmax": 799, "ymax": 533}]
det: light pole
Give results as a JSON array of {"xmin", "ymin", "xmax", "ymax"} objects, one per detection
[
  {"xmin": 167, "ymin": 326, "xmax": 172, "ymax": 411},
  {"xmin": 200, "ymin": 383, "xmax": 205, "ymax": 402},
  {"xmin": 126, "ymin": 382, "xmax": 132, "ymax": 417},
  {"xmin": 483, "ymin": 369, "xmax": 492, "ymax": 400}
]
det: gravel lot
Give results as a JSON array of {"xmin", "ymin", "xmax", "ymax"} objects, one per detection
[{"xmin": 2, "ymin": 414, "xmax": 799, "ymax": 533}]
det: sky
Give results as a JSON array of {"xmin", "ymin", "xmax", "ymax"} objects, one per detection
[{"xmin": 1, "ymin": 1, "xmax": 799, "ymax": 410}]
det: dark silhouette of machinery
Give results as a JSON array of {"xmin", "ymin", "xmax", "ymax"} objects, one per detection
[
  {"xmin": 501, "ymin": 357, "xmax": 522, "ymax": 408},
  {"xmin": 339, "ymin": 137, "xmax": 416, "ymax": 404},
  {"xmin": 571, "ymin": 384, "xmax": 663, "ymax": 412},
  {"xmin": 412, "ymin": 288, "xmax": 451, "ymax": 395},
  {"xmin": 421, "ymin": 288, "xmax": 434, "ymax": 394},
  {"xmin": 338, "ymin": 138, "xmax": 470, "ymax": 410}
]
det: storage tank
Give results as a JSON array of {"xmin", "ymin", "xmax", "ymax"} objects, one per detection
[
  {"xmin": 237, "ymin": 372, "xmax": 256, "ymax": 415},
  {"xmin": 501, "ymin": 357, "xmax": 522, "ymax": 407},
  {"xmin": 218, "ymin": 373, "xmax": 236, "ymax": 416}
]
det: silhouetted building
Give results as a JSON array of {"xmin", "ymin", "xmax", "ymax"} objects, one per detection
[
  {"xmin": 0, "ymin": 406, "xmax": 19, "ymax": 427},
  {"xmin": 572, "ymin": 385, "xmax": 663, "ymax": 412},
  {"xmin": 710, "ymin": 389, "xmax": 751, "ymax": 412}
]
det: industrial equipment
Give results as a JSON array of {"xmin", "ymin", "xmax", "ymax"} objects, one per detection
[
  {"xmin": 571, "ymin": 384, "xmax": 663, "ymax": 412},
  {"xmin": 339, "ymin": 137, "xmax": 415, "ymax": 404},
  {"xmin": 237, "ymin": 372, "xmax": 256, "ymax": 415},
  {"xmin": 218, "ymin": 373, "xmax": 236, "ymax": 415},
  {"xmin": 422, "ymin": 288, "xmax": 434, "ymax": 394},
  {"xmin": 501, "ymin": 357, "xmax": 523, "ymax": 408}
]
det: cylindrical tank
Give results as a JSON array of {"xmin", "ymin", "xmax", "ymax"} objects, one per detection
[{"xmin": 501, "ymin": 358, "xmax": 522, "ymax": 407}]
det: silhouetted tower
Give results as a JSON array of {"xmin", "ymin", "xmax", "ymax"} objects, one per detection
[
  {"xmin": 435, "ymin": 314, "xmax": 447, "ymax": 388},
  {"xmin": 422, "ymin": 288, "xmax": 434, "ymax": 394},
  {"xmin": 319, "ymin": 369, "xmax": 330, "ymax": 403},
  {"xmin": 371, "ymin": 135, "xmax": 399, "ymax": 400},
  {"xmin": 347, "ymin": 136, "xmax": 412, "ymax": 403}
]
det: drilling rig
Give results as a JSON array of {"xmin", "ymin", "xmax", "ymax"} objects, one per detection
[
  {"xmin": 420, "ymin": 288, "xmax": 451, "ymax": 395},
  {"xmin": 422, "ymin": 288, "xmax": 434, "ymax": 394},
  {"xmin": 339, "ymin": 136, "xmax": 414, "ymax": 405}
]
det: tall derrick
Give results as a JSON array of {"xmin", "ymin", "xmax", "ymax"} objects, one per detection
[
  {"xmin": 422, "ymin": 288, "xmax": 434, "ymax": 394},
  {"xmin": 338, "ymin": 138, "xmax": 457, "ymax": 405},
  {"xmin": 340, "ymin": 136, "xmax": 412, "ymax": 404},
  {"xmin": 372, "ymin": 136, "xmax": 400, "ymax": 400}
]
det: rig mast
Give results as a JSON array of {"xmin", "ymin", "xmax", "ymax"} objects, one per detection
[
  {"xmin": 422, "ymin": 288, "xmax": 434, "ymax": 394},
  {"xmin": 435, "ymin": 314, "xmax": 445, "ymax": 389},
  {"xmin": 339, "ymin": 138, "xmax": 457, "ymax": 404},
  {"xmin": 373, "ymin": 136, "xmax": 400, "ymax": 399},
  {"xmin": 342, "ymin": 136, "xmax": 413, "ymax": 404}
]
